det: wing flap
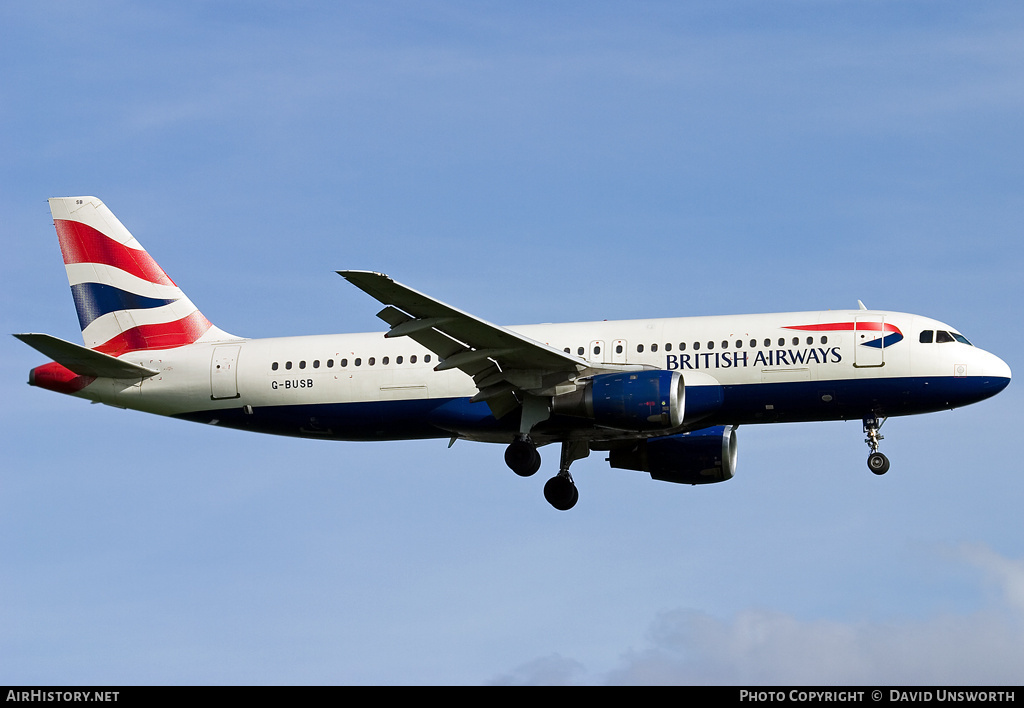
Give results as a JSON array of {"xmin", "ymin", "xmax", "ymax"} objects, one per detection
[
  {"xmin": 341, "ymin": 270, "xmax": 583, "ymax": 369},
  {"xmin": 338, "ymin": 271, "xmax": 586, "ymax": 415}
]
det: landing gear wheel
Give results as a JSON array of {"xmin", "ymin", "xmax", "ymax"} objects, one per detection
[
  {"xmin": 544, "ymin": 474, "xmax": 579, "ymax": 511},
  {"xmin": 867, "ymin": 452, "xmax": 890, "ymax": 475},
  {"xmin": 862, "ymin": 416, "xmax": 889, "ymax": 476},
  {"xmin": 504, "ymin": 437, "xmax": 541, "ymax": 477}
]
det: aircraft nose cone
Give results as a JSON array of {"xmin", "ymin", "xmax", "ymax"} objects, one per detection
[
  {"xmin": 980, "ymin": 351, "xmax": 1011, "ymax": 396},
  {"xmin": 995, "ymin": 356, "xmax": 1011, "ymax": 386}
]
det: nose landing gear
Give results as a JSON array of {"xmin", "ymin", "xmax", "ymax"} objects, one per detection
[{"xmin": 863, "ymin": 416, "xmax": 890, "ymax": 475}]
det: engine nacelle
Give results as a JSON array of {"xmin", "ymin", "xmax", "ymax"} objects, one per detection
[
  {"xmin": 551, "ymin": 370, "xmax": 684, "ymax": 432},
  {"xmin": 607, "ymin": 425, "xmax": 737, "ymax": 485}
]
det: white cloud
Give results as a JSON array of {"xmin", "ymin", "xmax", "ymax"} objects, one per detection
[
  {"xmin": 956, "ymin": 543, "xmax": 1024, "ymax": 617},
  {"xmin": 500, "ymin": 544, "xmax": 1024, "ymax": 685},
  {"xmin": 488, "ymin": 654, "xmax": 587, "ymax": 686},
  {"xmin": 605, "ymin": 607, "xmax": 1023, "ymax": 685}
]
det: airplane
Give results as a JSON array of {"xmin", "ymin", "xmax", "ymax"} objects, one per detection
[{"xmin": 15, "ymin": 196, "xmax": 1012, "ymax": 510}]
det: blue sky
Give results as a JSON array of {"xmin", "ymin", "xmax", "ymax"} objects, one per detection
[{"xmin": 2, "ymin": 1, "xmax": 1023, "ymax": 685}]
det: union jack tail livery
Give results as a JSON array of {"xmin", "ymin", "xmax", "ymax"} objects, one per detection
[{"xmin": 48, "ymin": 196, "xmax": 235, "ymax": 355}]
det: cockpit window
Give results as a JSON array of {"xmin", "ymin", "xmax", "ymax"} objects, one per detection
[{"xmin": 921, "ymin": 329, "xmax": 972, "ymax": 345}]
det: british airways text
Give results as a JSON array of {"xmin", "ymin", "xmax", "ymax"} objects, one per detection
[{"xmin": 666, "ymin": 347, "xmax": 842, "ymax": 371}]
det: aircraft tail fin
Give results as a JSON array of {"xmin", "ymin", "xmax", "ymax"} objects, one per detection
[{"xmin": 48, "ymin": 196, "xmax": 237, "ymax": 356}]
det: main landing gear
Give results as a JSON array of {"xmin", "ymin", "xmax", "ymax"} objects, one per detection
[
  {"xmin": 863, "ymin": 416, "xmax": 890, "ymax": 475},
  {"xmin": 544, "ymin": 440, "xmax": 588, "ymax": 511},
  {"xmin": 504, "ymin": 436, "xmax": 587, "ymax": 511},
  {"xmin": 504, "ymin": 434, "xmax": 541, "ymax": 477}
]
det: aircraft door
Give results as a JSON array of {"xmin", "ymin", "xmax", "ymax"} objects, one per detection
[
  {"xmin": 211, "ymin": 345, "xmax": 242, "ymax": 399},
  {"xmin": 612, "ymin": 339, "xmax": 627, "ymax": 364},
  {"xmin": 854, "ymin": 316, "xmax": 885, "ymax": 368},
  {"xmin": 589, "ymin": 340, "xmax": 607, "ymax": 363}
]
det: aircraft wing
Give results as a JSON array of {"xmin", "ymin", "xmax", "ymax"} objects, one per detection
[
  {"xmin": 338, "ymin": 270, "xmax": 589, "ymax": 418},
  {"xmin": 14, "ymin": 333, "xmax": 159, "ymax": 379}
]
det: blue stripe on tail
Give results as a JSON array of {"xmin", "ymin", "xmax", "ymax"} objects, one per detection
[{"xmin": 70, "ymin": 282, "xmax": 179, "ymax": 330}]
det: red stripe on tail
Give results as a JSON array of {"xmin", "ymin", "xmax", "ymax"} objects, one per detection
[
  {"xmin": 92, "ymin": 311, "xmax": 213, "ymax": 356},
  {"xmin": 54, "ymin": 219, "xmax": 176, "ymax": 287}
]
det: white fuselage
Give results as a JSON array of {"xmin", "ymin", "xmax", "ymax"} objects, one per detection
[{"xmin": 65, "ymin": 308, "xmax": 1011, "ymax": 444}]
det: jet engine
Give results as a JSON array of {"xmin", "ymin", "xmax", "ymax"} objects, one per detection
[
  {"xmin": 551, "ymin": 370, "xmax": 684, "ymax": 431},
  {"xmin": 607, "ymin": 425, "xmax": 737, "ymax": 485}
]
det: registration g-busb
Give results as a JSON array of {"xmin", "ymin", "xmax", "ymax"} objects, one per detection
[{"xmin": 16, "ymin": 197, "xmax": 1012, "ymax": 510}]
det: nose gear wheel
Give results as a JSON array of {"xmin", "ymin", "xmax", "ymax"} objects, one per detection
[{"xmin": 863, "ymin": 416, "xmax": 889, "ymax": 475}]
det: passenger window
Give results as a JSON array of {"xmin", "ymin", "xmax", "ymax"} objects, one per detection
[
  {"xmin": 327, "ymin": 359, "xmax": 334, "ymax": 368},
  {"xmin": 920, "ymin": 330, "xmax": 934, "ymax": 344},
  {"xmin": 410, "ymin": 355, "xmax": 417, "ymax": 364},
  {"xmin": 397, "ymin": 356, "xmax": 403, "ymax": 364},
  {"xmin": 286, "ymin": 361, "xmax": 293, "ymax": 370},
  {"xmin": 354, "ymin": 358, "xmax": 361, "ymax": 367},
  {"xmin": 615, "ymin": 344, "xmax": 623, "ymax": 354},
  {"xmin": 707, "ymin": 341, "xmax": 714, "ymax": 350},
  {"xmin": 593, "ymin": 346, "xmax": 601, "ymax": 355},
  {"xmin": 637, "ymin": 344, "xmax": 644, "ymax": 353},
  {"xmin": 313, "ymin": 360, "xmax": 320, "ymax": 369},
  {"xmin": 806, "ymin": 337, "xmax": 813, "ymax": 346},
  {"xmin": 272, "ymin": 362, "xmax": 279, "ymax": 371},
  {"xmin": 564, "ymin": 347, "xmax": 570, "ymax": 353},
  {"xmin": 299, "ymin": 361, "xmax": 306, "ymax": 370},
  {"xmin": 693, "ymin": 341, "xmax": 701, "ymax": 351},
  {"xmin": 577, "ymin": 347, "xmax": 584, "ymax": 356},
  {"xmin": 368, "ymin": 357, "xmax": 376, "ymax": 366},
  {"xmin": 382, "ymin": 356, "xmax": 389, "ymax": 365},
  {"xmin": 425, "ymin": 355, "xmax": 432, "ymax": 363},
  {"xmin": 340, "ymin": 359, "xmax": 347, "ymax": 367},
  {"xmin": 651, "ymin": 343, "xmax": 658, "ymax": 352},
  {"xmin": 735, "ymin": 339, "xmax": 742, "ymax": 348},
  {"xmin": 665, "ymin": 343, "xmax": 672, "ymax": 352},
  {"xmin": 679, "ymin": 342, "xmax": 686, "ymax": 351},
  {"xmin": 820, "ymin": 336, "xmax": 828, "ymax": 344},
  {"xmin": 778, "ymin": 338, "xmax": 785, "ymax": 347},
  {"xmin": 764, "ymin": 339, "xmax": 771, "ymax": 348},
  {"xmin": 749, "ymin": 339, "xmax": 756, "ymax": 348},
  {"xmin": 721, "ymin": 340, "xmax": 728, "ymax": 349}
]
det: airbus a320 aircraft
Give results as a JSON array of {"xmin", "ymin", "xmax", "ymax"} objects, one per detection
[{"xmin": 16, "ymin": 197, "xmax": 1012, "ymax": 510}]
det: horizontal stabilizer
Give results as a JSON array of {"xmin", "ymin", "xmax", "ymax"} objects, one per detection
[{"xmin": 13, "ymin": 333, "xmax": 159, "ymax": 379}]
